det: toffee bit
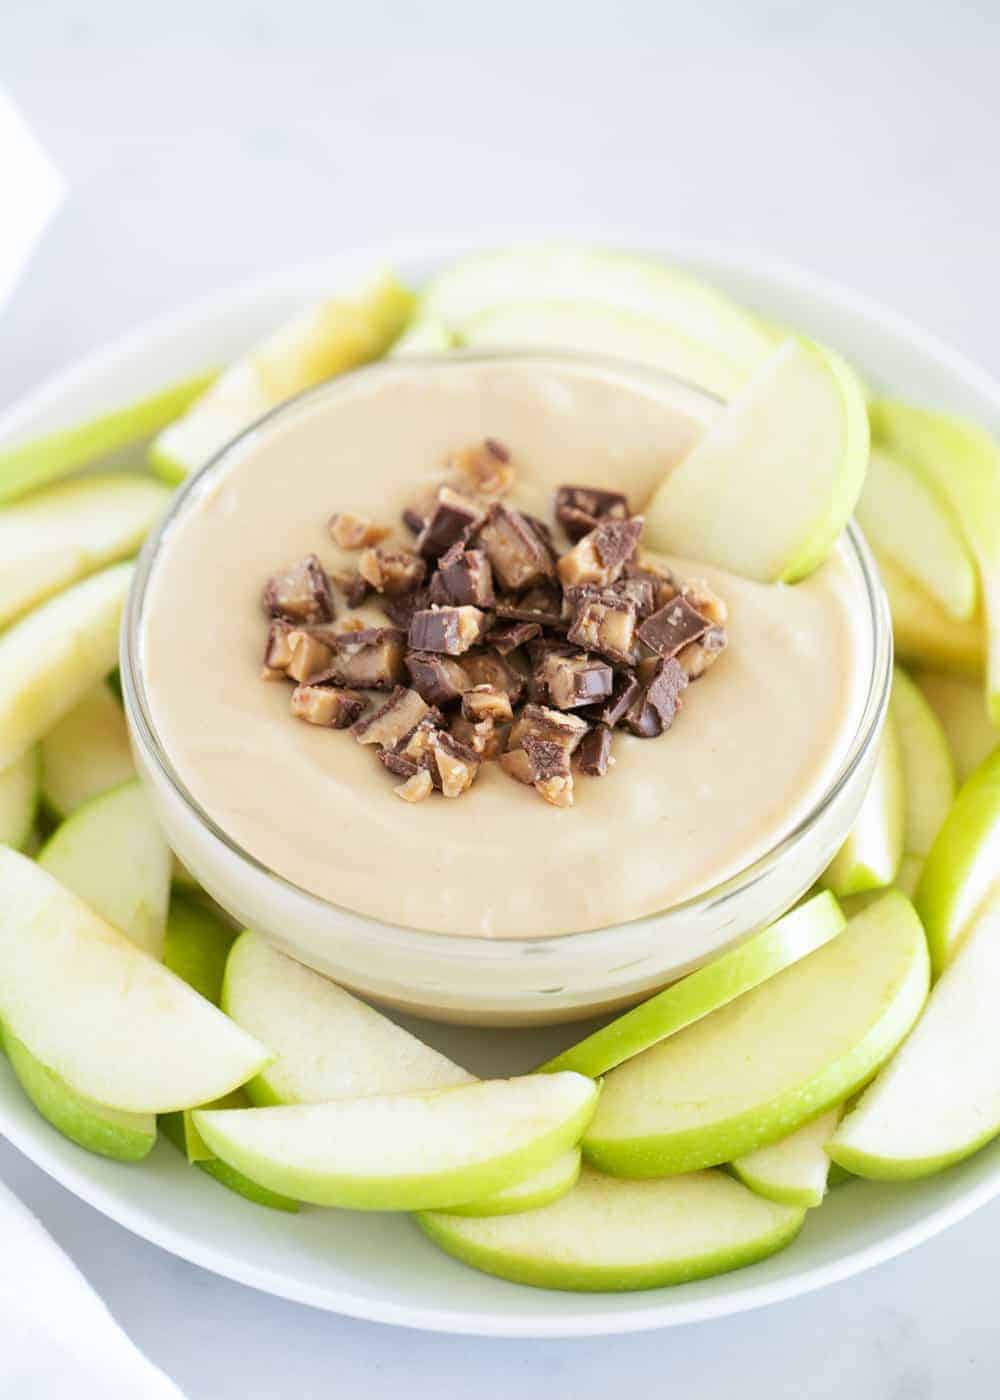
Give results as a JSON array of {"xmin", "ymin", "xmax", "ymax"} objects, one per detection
[
  {"xmin": 406, "ymin": 650, "xmax": 471, "ymax": 707},
  {"xmin": 462, "ymin": 684, "xmax": 514, "ymax": 724},
  {"xmin": 627, "ymin": 557, "xmax": 681, "ymax": 609},
  {"xmin": 395, "ymin": 769, "xmax": 433, "ymax": 803},
  {"xmin": 452, "ymin": 438, "xmax": 515, "ymax": 497},
  {"xmin": 565, "ymin": 586, "xmax": 638, "ymax": 664},
  {"xmin": 611, "ymin": 575, "xmax": 656, "ymax": 620},
  {"xmin": 637, "ymin": 595, "xmax": 710, "ymax": 660},
  {"xmin": 678, "ymin": 625, "xmax": 728, "ymax": 680},
  {"xmin": 433, "ymin": 541, "xmax": 496, "ymax": 608},
  {"xmin": 476, "ymin": 503, "xmax": 556, "ymax": 592},
  {"xmin": 554, "ymin": 485, "xmax": 630, "ymax": 542},
  {"xmin": 557, "ymin": 516, "xmax": 643, "ymax": 589},
  {"xmin": 291, "ymin": 684, "xmax": 368, "ymax": 729},
  {"xmin": 577, "ymin": 724, "xmax": 614, "ymax": 776},
  {"xmin": 333, "ymin": 570, "xmax": 372, "ymax": 608},
  {"xmin": 409, "ymin": 605, "xmax": 489, "ymax": 656},
  {"xmin": 328, "ymin": 512, "xmax": 390, "ymax": 550},
  {"xmin": 500, "ymin": 736, "xmax": 574, "ymax": 808},
  {"xmin": 682, "ymin": 578, "xmax": 729, "ymax": 627},
  {"xmin": 263, "ymin": 554, "xmax": 335, "ymax": 624},
  {"xmin": 358, "ymin": 546, "xmax": 426, "ymax": 597},
  {"xmin": 462, "ymin": 649, "xmax": 526, "ymax": 705},
  {"xmin": 352, "ymin": 686, "xmax": 430, "ymax": 747},
  {"xmin": 485, "ymin": 619, "xmax": 541, "ymax": 655},
  {"xmin": 451, "ymin": 713, "xmax": 504, "ymax": 759},
  {"xmin": 539, "ymin": 652, "xmax": 614, "ymax": 711},
  {"xmin": 426, "ymin": 730, "xmax": 480, "ymax": 797},
  {"xmin": 316, "ymin": 627, "xmax": 407, "ymax": 690},
  {"xmin": 508, "ymin": 703, "xmax": 589, "ymax": 756},
  {"xmin": 625, "ymin": 658, "xmax": 689, "ymax": 738},
  {"xmin": 263, "ymin": 620, "xmax": 295, "ymax": 674},
  {"xmin": 494, "ymin": 581, "xmax": 565, "ymax": 627},
  {"xmin": 285, "ymin": 630, "xmax": 334, "ymax": 683},
  {"xmin": 416, "ymin": 486, "xmax": 485, "ymax": 559}
]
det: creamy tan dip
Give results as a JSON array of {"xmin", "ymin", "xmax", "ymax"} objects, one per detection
[{"xmin": 141, "ymin": 357, "xmax": 870, "ymax": 938}]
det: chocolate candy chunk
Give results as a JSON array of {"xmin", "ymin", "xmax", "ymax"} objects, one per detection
[
  {"xmin": 494, "ymin": 581, "xmax": 565, "ymax": 628},
  {"xmin": 315, "ymin": 627, "xmax": 407, "ymax": 690},
  {"xmin": 626, "ymin": 558, "xmax": 681, "ymax": 610},
  {"xmin": 451, "ymin": 712, "xmax": 504, "ymax": 759},
  {"xmin": 584, "ymin": 670, "xmax": 641, "ymax": 728},
  {"xmin": 453, "ymin": 438, "xmax": 515, "ymax": 498},
  {"xmin": 416, "ymin": 487, "xmax": 485, "ymax": 559},
  {"xmin": 402, "ymin": 506, "xmax": 427, "ymax": 536},
  {"xmin": 396, "ymin": 713, "xmax": 444, "ymax": 763},
  {"xmin": 334, "ymin": 571, "xmax": 372, "ymax": 609},
  {"xmin": 291, "ymin": 684, "xmax": 367, "ymax": 729},
  {"xmin": 539, "ymin": 652, "xmax": 614, "ymax": 711},
  {"xmin": 565, "ymin": 587, "xmax": 637, "ymax": 663},
  {"xmin": 409, "ymin": 605, "xmax": 488, "ymax": 656},
  {"xmin": 476, "ymin": 503, "xmax": 556, "ymax": 592},
  {"xmin": 678, "ymin": 625, "xmax": 728, "ymax": 680},
  {"xmin": 577, "ymin": 724, "xmax": 614, "ymax": 776},
  {"xmin": 611, "ymin": 575, "xmax": 656, "ymax": 620},
  {"xmin": 358, "ymin": 546, "xmax": 426, "ymax": 597},
  {"xmin": 378, "ymin": 747, "xmax": 419, "ymax": 778},
  {"xmin": 262, "ymin": 620, "xmax": 295, "ymax": 675},
  {"xmin": 485, "ymin": 619, "xmax": 541, "ymax": 655},
  {"xmin": 380, "ymin": 587, "xmax": 429, "ymax": 629},
  {"xmin": 557, "ymin": 516, "xmax": 643, "ymax": 589},
  {"xmin": 501, "ymin": 736, "xmax": 574, "ymax": 808},
  {"xmin": 352, "ymin": 687, "xmax": 430, "ymax": 747},
  {"xmin": 433, "ymin": 541, "xmax": 496, "ymax": 608},
  {"xmin": 637, "ymin": 595, "xmax": 710, "ymax": 659},
  {"xmin": 426, "ymin": 730, "xmax": 480, "ymax": 797},
  {"xmin": 625, "ymin": 658, "xmax": 689, "ymax": 738},
  {"xmin": 263, "ymin": 554, "xmax": 335, "ymax": 624},
  {"xmin": 508, "ymin": 703, "xmax": 589, "ymax": 756},
  {"xmin": 462, "ymin": 684, "xmax": 514, "ymax": 723},
  {"xmin": 406, "ymin": 651, "xmax": 471, "ymax": 707},
  {"xmin": 285, "ymin": 630, "xmax": 335, "ymax": 683},
  {"xmin": 555, "ymin": 485, "xmax": 629, "ymax": 541},
  {"xmin": 462, "ymin": 649, "xmax": 526, "ymax": 705},
  {"xmin": 328, "ymin": 512, "xmax": 389, "ymax": 550}
]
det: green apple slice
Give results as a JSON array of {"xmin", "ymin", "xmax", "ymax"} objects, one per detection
[
  {"xmin": 0, "ymin": 747, "xmax": 39, "ymax": 850},
  {"xmin": 151, "ymin": 272, "xmax": 416, "ymax": 482},
  {"xmin": 644, "ymin": 337, "xmax": 869, "ymax": 583},
  {"xmin": 222, "ymin": 930, "xmax": 474, "ymax": 1105},
  {"xmin": 163, "ymin": 895, "xmax": 236, "ymax": 1005},
  {"xmin": 583, "ymin": 893, "xmax": 928, "ymax": 1177},
  {"xmin": 38, "ymin": 781, "xmax": 171, "ymax": 959},
  {"xmin": 890, "ymin": 668, "xmax": 956, "ymax": 893},
  {"xmin": 917, "ymin": 671, "xmax": 999, "ymax": 783},
  {"xmin": 824, "ymin": 713, "xmax": 905, "ymax": 897},
  {"xmin": 915, "ymin": 746, "xmax": 1000, "ymax": 974},
  {"xmin": 0, "ymin": 562, "xmax": 132, "ymax": 771},
  {"xmin": 0, "ymin": 473, "xmax": 169, "ymax": 629},
  {"xmin": 159, "ymin": 1095, "xmax": 298, "ymax": 1212},
  {"xmin": 0, "ymin": 846, "xmax": 269, "ymax": 1112},
  {"xmin": 0, "ymin": 371, "xmax": 214, "ymax": 505},
  {"xmin": 193, "ymin": 1073, "xmax": 598, "ymax": 1211},
  {"xmin": 870, "ymin": 399, "xmax": 1000, "ymax": 722},
  {"xmin": 39, "ymin": 680, "xmax": 134, "ymax": 818},
  {"xmin": 417, "ymin": 1166, "xmax": 803, "ymax": 1292},
  {"xmin": 731, "ymin": 1107, "xmax": 842, "ymax": 1208},
  {"xmin": 447, "ymin": 1150, "xmax": 581, "ymax": 1218},
  {"xmin": 390, "ymin": 319, "xmax": 456, "ymax": 355},
  {"xmin": 877, "ymin": 551, "xmax": 985, "ymax": 678},
  {"xmin": 855, "ymin": 448, "xmax": 977, "ymax": 620},
  {"xmin": 540, "ymin": 891, "xmax": 845, "ymax": 1078},
  {"xmin": 418, "ymin": 245, "xmax": 774, "ymax": 372},
  {"xmin": 459, "ymin": 301, "xmax": 746, "ymax": 400},
  {"xmin": 830, "ymin": 894, "xmax": 1000, "ymax": 1179}
]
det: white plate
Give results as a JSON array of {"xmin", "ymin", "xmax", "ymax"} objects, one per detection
[{"xmin": 3, "ymin": 240, "xmax": 1000, "ymax": 1337}]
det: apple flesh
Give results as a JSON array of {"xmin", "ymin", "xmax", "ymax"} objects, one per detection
[
  {"xmin": 193, "ymin": 1073, "xmax": 598, "ymax": 1211},
  {"xmin": 0, "ymin": 563, "xmax": 132, "ymax": 771},
  {"xmin": 823, "ymin": 712, "xmax": 905, "ymax": 897},
  {"xmin": 0, "ymin": 747, "xmax": 39, "ymax": 850},
  {"xmin": 390, "ymin": 319, "xmax": 456, "ymax": 355},
  {"xmin": 583, "ymin": 893, "xmax": 929, "ymax": 1177},
  {"xmin": 159, "ymin": 1096, "xmax": 298, "ymax": 1212},
  {"xmin": 540, "ymin": 891, "xmax": 845, "ymax": 1078},
  {"xmin": 40, "ymin": 680, "xmax": 134, "ymax": 818},
  {"xmin": 890, "ymin": 668, "xmax": 955, "ymax": 894},
  {"xmin": 417, "ymin": 1166, "xmax": 804, "ymax": 1292},
  {"xmin": 163, "ymin": 895, "xmax": 236, "ymax": 1005},
  {"xmin": 731, "ymin": 1107, "xmax": 842, "ymax": 1209},
  {"xmin": 830, "ymin": 894, "xmax": 1000, "ymax": 1179},
  {"xmin": 877, "ymin": 551, "xmax": 984, "ymax": 678},
  {"xmin": 644, "ymin": 338, "xmax": 869, "ymax": 583},
  {"xmin": 917, "ymin": 671, "xmax": 999, "ymax": 783},
  {"xmin": 446, "ymin": 1150, "xmax": 581, "ymax": 1218}
]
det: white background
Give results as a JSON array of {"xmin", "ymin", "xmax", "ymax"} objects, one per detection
[{"xmin": 3, "ymin": 1, "xmax": 999, "ymax": 1394}]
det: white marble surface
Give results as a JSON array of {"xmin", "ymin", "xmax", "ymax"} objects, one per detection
[{"xmin": 3, "ymin": 1, "xmax": 1000, "ymax": 1393}]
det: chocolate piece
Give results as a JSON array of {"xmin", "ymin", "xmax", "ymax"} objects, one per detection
[
  {"xmin": 406, "ymin": 651, "xmax": 471, "ymax": 707},
  {"xmin": 682, "ymin": 578, "xmax": 729, "ymax": 626},
  {"xmin": 484, "ymin": 619, "xmax": 541, "ymax": 655},
  {"xmin": 539, "ymin": 652, "xmax": 614, "ymax": 711},
  {"xmin": 565, "ymin": 587, "xmax": 638, "ymax": 663},
  {"xmin": 315, "ymin": 627, "xmax": 407, "ymax": 690},
  {"xmin": 378, "ymin": 747, "xmax": 419, "ymax": 778},
  {"xmin": 426, "ymin": 730, "xmax": 480, "ymax": 797},
  {"xmin": 557, "ymin": 516, "xmax": 643, "ymax": 589},
  {"xmin": 462, "ymin": 649, "xmax": 526, "ymax": 705},
  {"xmin": 263, "ymin": 554, "xmax": 334, "ymax": 624},
  {"xmin": 577, "ymin": 724, "xmax": 614, "ymax": 776},
  {"xmin": 352, "ymin": 686, "xmax": 430, "ymax": 747},
  {"xmin": 416, "ymin": 487, "xmax": 485, "ymax": 559},
  {"xmin": 678, "ymin": 625, "xmax": 728, "ymax": 680},
  {"xmin": 358, "ymin": 546, "xmax": 426, "ymax": 597},
  {"xmin": 409, "ymin": 605, "xmax": 488, "ymax": 656},
  {"xmin": 584, "ymin": 670, "xmax": 641, "ymax": 728},
  {"xmin": 476, "ymin": 503, "xmax": 556, "ymax": 591},
  {"xmin": 395, "ymin": 769, "xmax": 433, "ymax": 803},
  {"xmin": 434, "ymin": 542, "xmax": 496, "ymax": 608},
  {"xmin": 451, "ymin": 713, "xmax": 505, "ymax": 759},
  {"xmin": 462, "ymin": 684, "xmax": 514, "ymax": 723},
  {"xmin": 328, "ymin": 512, "xmax": 389, "ymax": 550},
  {"xmin": 554, "ymin": 485, "xmax": 629, "ymax": 541},
  {"xmin": 397, "ymin": 713, "xmax": 444, "ymax": 763},
  {"xmin": 402, "ymin": 506, "xmax": 427, "ymax": 536},
  {"xmin": 291, "ymin": 684, "xmax": 367, "ymax": 729},
  {"xmin": 637, "ymin": 595, "xmax": 710, "ymax": 660},
  {"xmin": 286, "ymin": 630, "xmax": 334, "ymax": 683},
  {"xmin": 521, "ymin": 737, "xmax": 574, "ymax": 808},
  {"xmin": 611, "ymin": 575, "xmax": 656, "ymax": 620},
  {"xmin": 263, "ymin": 620, "xmax": 295, "ymax": 674},
  {"xmin": 380, "ymin": 587, "xmax": 429, "ymax": 629},
  {"xmin": 452, "ymin": 438, "xmax": 515, "ymax": 497},
  {"xmin": 332, "ymin": 570, "xmax": 372, "ymax": 609},
  {"xmin": 494, "ymin": 581, "xmax": 565, "ymax": 628},
  {"xmin": 624, "ymin": 658, "xmax": 688, "ymax": 738},
  {"xmin": 508, "ymin": 703, "xmax": 589, "ymax": 756}
]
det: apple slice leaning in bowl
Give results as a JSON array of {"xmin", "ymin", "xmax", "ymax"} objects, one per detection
[
  {"xmin": 917, "ymin": 671, "xmax": 999, "ymax": 784},
  {"xmin": 823, "ymin": 712, "xmax": 905, "ymax": 898},
  {"xmin": 889, "ymin": 667, "xmax": 956, "ymax": 896},
  {"xmin": 583, "ymin": 893, "xmax": 929, "ymax": 1178},
  {"xmin": 0, "ymin": 747, "xmax": 39, "ymax": 851},
  {"xmin": 40, "ymin": 679, "xmax": 134, "ymax": 819},
  {"xmin": 731, "ymin": 1107, "xmax": 843, "ymax": 1209},
  {"xmin": 877, "ymin": 551, "xmax": 985, "ymax": 678}
]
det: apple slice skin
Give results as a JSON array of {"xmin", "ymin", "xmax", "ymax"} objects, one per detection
[
  {"xmin": 0, "ymin": 747, "xmax": 40, "ymax": 851},
  {"xmin": 731, "ymin": 1107, "xmax": 842, "ymax": 1209},
  {"xmin": 417, "ymin": 1167, "xmax": 804, "ymax": 1293},
  {"xmin": 163, "ymin": 896, "xmax": 236, "ymax": 1006},
  {"xmin": 40, "ymin": 680, "xmax": 134, "ymax": 819},
  {"xmin": 446, "ymin": 1150, "xmax": 582, "ymax": 1218},
  {"xmin": 583, "ymin": 894, "xmax": 929, "ymax": 1178},
  {"xmin": 540, "ymin": 891, "xmax": 845, "ymax": 1078},
  {"xmin": 194, "ymin": 1074, "xmax": 598, "ymax": 1212},
  {"xmin": 160, "ymin": 1098, "xmax": 298, "ymax": 1213}
]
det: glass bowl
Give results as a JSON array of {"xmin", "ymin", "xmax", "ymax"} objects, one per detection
[{"xmin": 121, "ymin": 351, "xmax": 892, "ymax": 1026}]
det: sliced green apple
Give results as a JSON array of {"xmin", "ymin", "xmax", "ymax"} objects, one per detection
[
  {"xmin": 194, "ymin": 1073, "xmax": 598, "ymax": 1211},
  {"xmin": 38, "ymin": 781, "xmax": 171, "ymax": 959},
  {"xmin": 0, "ymin": 747, "xmax": 39, "ymax": 850},
  {"xmin": 644, "ymin": 337, "xmax": 869, "ymax": 583},
  {"xmin": 830, "ymin": 893, "xmax": 1000, "ymax": 1179},
  {"xmin": 823, "ymin": 712, "xmax": 905, "ymax": 897},
  {"xmin": 0, "ymin": 846, "xmax": 269, "ymax": 1112},
  {"xmin": 870, "ymin": 399, "xmax": 1000, "ymax": 722},
  {"xmin": 222, "ymin": 930, "xmax": 474, "ymax": 1105},
  {"xmin": 163, "ymin": 895, "xmax": 236, "ymax": 1005},
  {"xmin": 417, "ymin": 1166, "xmax": 804, "ymax": 1292},
  {"xmin": 855, "ymin": 448, "xmax": 977, "ymax": 620},
  {"xmin": 540, "ymin": 891, "xmax": 845, "ymax": 1078},
  {"xmin": 877, "ymin": 551, "xmax": 985, "ymax": 678},
  {"xmin": 0, "ymin": 473, "xmax": 169, "ymax": 629},
  {"xmin": 459, "ymin": 301, "xmax": 746, "ymax": 400},
  {"xmin": 583, "ymin": 893, "xmax": 928, "ymax": 1177},
  {"xmin": 914, "ymin": 746, "xmax": 1000, "ymax": 974},
  {"xmin": 39, "ymin": 679, "xmax": 134, "ymax": 818},
  {"xmin": 916, "ymin": 670, "xmax": 999, "ymax": 783},
  {"xmin": 731, "ymin": 1107, "xmax": 842, "ymax": 1208},
  {"xmin": 0, "ymin": 371, "xmax": 214, "ymax": 505},
  {"xmin": 890, "ymin": 667, "xmax": 955, "ymax": 894},
  {"xmin": 151, "ymin": 272, "xmax": 416, "ymax": 482},
  {"xmin": 0, "ymin": 562, "xmax": 132, "ymax": 771},
  {"xmin": 447, "ymin": 1150, "xmax": 582, "ymax": 1218},
  {"xmin": 390, "ymin": 319, "xmax": 456, "ymax": 355},
  {"xmin": 160, "ymin": 1097, "xmax": 298, "ymax": 1211}
]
